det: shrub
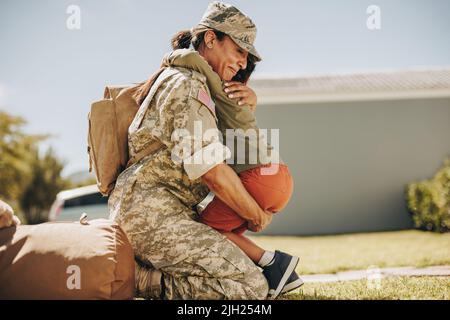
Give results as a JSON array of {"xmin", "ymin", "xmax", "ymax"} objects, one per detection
[{"xmin": 406, "ymin": 158, "xmax": 450, "ymax": 232}]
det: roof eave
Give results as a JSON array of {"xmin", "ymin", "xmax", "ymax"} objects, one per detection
[{"xmin": 256, "ymin": 89, "xmax": 450, "ymax": 105}]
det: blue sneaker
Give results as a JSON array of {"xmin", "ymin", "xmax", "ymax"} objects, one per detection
[
  {"xmin": 281, "ymin": 271, "xmax": 304, "ymax": 294},
  {"xmin": 262, "ymin": 250, "xmax": 300, "ymax": 299}
]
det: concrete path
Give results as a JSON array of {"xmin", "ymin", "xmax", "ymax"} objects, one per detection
[{"xmin": 301, "ymin": 265, "xmax": 450, "ymax": 283}]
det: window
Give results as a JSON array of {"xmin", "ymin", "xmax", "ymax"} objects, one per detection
[{"xmin": 64, "ymin": 193, "xmax": 108, "ymax": 208}]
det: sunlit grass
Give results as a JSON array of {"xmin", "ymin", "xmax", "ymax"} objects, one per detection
[
  {"xmin": 249, "ymin": 230, "xmax": 450, "ymax": 275},
  {"xmin": 278, "ymin": 276, "xmax": 450, "ymax": 300}
]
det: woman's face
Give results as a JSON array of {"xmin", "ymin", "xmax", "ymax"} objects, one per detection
[{"xmin": 200, "ymin": 31, "xmax": 248, "ymax": 81}]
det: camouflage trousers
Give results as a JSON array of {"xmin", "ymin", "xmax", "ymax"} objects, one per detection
[{"xmin": 110, "ymin": 182, "xmax": 268, "ymax": 300}]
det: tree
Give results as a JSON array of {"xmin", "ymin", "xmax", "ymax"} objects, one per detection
[
  {"xmin": 407, "ymin": 157, "xmax": 450, "ymax": 233},
  {"xmin": 0, "ymin": 111, "xmax": 42, "ymax": 206},
  {"xmin": 19, "ymin": 148, "xmax": 71, "ymax": 224},
  {"xmin": 1, "ymin": 110, "xmax": 70, "ymax": 223}
]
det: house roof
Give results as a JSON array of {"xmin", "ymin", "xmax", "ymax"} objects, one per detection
[{"xmin": 248, "ymin": 67, "xmax": 450, "ymax": 104}]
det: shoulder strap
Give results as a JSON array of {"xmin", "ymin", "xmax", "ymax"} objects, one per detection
[
  {"xmin": 125, "ymin": 67, "xmax": 179, "ymax": 168},
  {"xmin": 125, "ymin": 140, "xmax": 165, "ymax": 168},
  {"xmin": 129, "ymin": 67, "xmax": 179, "ymax": 133}
]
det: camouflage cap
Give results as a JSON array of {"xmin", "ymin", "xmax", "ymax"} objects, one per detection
[{"xmin": 194, "ymin": 1, "xmax": 262, "ymax": 61}]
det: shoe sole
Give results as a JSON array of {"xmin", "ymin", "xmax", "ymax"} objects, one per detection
[
  {"xmin": 281, "ymin": 277, "xmax": 304, "ymax": 294},
  {"xmin": 267, "ymin": 255, "xmax": 300, "ymax": 299}
]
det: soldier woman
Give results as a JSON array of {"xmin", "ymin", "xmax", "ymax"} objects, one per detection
[{"xmin": 109, "ymin": 2, "xmax": 295, "ymax": 300}]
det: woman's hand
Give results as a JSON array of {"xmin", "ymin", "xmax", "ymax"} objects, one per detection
[
  {"xmin": 224, "ymin": 81, "xmax": 257, "ymax": 111},
  {"xmin": 248, "ymin": 210, "xmax": 273, "ymax": 232}
]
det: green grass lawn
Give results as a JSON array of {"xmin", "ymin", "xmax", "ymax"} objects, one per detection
[
  {"xmin": 279, "ymin": 276, "xmax": 450, "ymax": 300},
  {"xmin": 249, "ymin": 230, "xmax": 450, "ymax": 275},
  {"xmin": 249, "ymin": 230, "xmax": 450, "ymax": 300}
]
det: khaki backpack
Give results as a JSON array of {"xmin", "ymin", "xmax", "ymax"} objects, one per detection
[{"xmin": 88, "ymin": 67, "xmax": 174, "ymax": 196}]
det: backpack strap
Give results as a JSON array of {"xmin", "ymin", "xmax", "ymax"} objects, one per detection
[
  {"xmin": 129, "ymin": 67, "xmax": 179, "ymax": 133},
  {"xmin": 125, "ymin": 67, "xmax": 179, "ymax": 168},
  {"xmin": 125, "ymin": 140, "xmax": 165, "ymax": 168}
]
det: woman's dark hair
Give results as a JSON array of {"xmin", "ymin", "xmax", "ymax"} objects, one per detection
[
  {"xmin": 171, "ymin": 29, "xmax": 226, "ymax": 50},
  {"xmin": 134, "ymin": 29, "xmax": 257, "ymax": 105},
  {"xmin": 232, "ymin": 54, "xmax": 256, "ymax": 84}
]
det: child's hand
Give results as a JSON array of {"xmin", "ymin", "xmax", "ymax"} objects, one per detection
[{"xmin": 224, "ymin": 81, "xmax": 257, "ymax": 111}]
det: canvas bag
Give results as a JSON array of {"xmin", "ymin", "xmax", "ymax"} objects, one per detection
[
  {"xmin": 0, "ymin": 218, "xmax": 135, "ymax": 299},
  {"xmin": 88, "ymin": 67, "xmax": 177, "ymax": 196}
]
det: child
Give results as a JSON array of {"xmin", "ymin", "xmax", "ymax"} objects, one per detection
[{"xmin": 164, "ymin": 49, "xmax": 303, "ymax": 299}]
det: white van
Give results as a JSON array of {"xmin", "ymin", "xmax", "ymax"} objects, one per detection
[{"xmin": 48, "ymin": 184, "xmax": 109, "ymax": 221}]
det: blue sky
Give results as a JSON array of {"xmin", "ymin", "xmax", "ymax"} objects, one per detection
[{"xmin": 1, "ymin": 0, "xmax": 449, "ymax": 175}]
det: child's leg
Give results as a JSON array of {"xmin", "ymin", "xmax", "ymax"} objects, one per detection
[
  {"xmin": 199, "ymin": 195, "xmax": 248, "ymax": 233},
  {"xmin": 239, "ymin": 164, "xmax": 294, "ymax": 214},
  {"xmin": 222, "ymin": 232, "xmax": 277, "ymax": 269},
  {"xmin": 223, "ymin": 230, "xmax": 303, "ymax": 299},
  {"xmin": 222, "ymin": 232, "xmax": 265, "ymax": 263},
  {"xmin": 199, "ymin": 164, "xmax": 293, "ymax": 234}
]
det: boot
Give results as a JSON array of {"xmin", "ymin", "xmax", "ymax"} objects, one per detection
[{"xmin": 135, "ymin": 262, "xmax": 164, "ymax": 299}]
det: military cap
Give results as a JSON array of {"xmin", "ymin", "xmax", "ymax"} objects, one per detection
[{"xmin": 193, "ymin": 1, "xmax": 262, "ymax": 61}]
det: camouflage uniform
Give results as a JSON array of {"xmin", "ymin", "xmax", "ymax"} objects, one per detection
[{"xmin": 108, "ymin": 66, "xmax": 268, "ymax": 300}]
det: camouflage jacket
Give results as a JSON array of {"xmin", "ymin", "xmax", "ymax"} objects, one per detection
[{"xmin": 109, "ymin": 66, "xmax": 231, "ymax": 219}]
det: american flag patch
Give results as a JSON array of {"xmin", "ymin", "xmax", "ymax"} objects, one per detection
[{"xmin": 197, "ymin": 88, "xmax": 216, "ymax": 115}]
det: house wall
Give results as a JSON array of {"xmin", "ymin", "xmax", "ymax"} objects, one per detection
[{"xmin": 253, "ymin": 97, "xmax": 450, "ymax": 235}]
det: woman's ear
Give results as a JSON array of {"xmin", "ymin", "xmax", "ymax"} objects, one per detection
[{"xmin": 203, "ymin": 30, "xmax": 216, "ymax": 48}]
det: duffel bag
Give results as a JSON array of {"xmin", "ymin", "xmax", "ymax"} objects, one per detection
[{"xmin": 0, "ymin": 218, "xmax": 135, "ymax": 299}]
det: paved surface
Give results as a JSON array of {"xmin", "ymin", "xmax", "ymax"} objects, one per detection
[{"xmin": 301, "ymin": 265, "xmax": 450, "ymax": 283}]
